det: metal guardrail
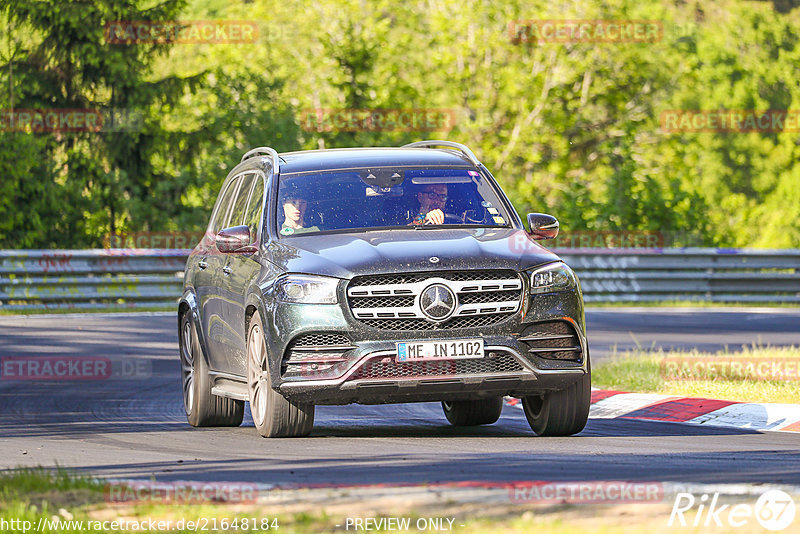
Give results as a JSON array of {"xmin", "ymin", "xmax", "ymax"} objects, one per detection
[
  {"xmin": 0, "ymin": 250, "xmax": 188, "ymax": 311},
  {"xmin": 557, "ymin": 248, "xmax": 800, "ymax": 303},
  {"xmin": 0, "ymin": 248, "xmax": 798, "ymax": 310}
]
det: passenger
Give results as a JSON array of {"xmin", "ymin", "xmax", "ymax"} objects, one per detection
[
  {"xmin": 280, "ymin": 187, "xmax": 319, "ymax": 235},
  {"xmin": 410, "ymin": 184, "xmax": 448, "ymax": 225}
]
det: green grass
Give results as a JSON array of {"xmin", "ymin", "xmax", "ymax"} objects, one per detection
[
  {"xmin": 0, "ymin": 467, "xmax": 101, "ymax": 496},
  {"xmin": 0, "ymin": 468, "xmax": 105, "ymax": 533},
  {"xmin": 0, "ymin": 469, "xmax": 308, "ymax": 533},
  {"xmin": 0, "ymin": 468, "xmax": 777, "ymax": 533},
  {"xmin": 594, "ymin": 346, "xmax": 800, "ymax": 403}
]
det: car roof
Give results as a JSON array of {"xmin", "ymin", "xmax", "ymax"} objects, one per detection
[{"xmin": 277, "ymin": 147, "xmax": 475, "ymax": 174}]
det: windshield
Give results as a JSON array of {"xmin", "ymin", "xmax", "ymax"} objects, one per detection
[{"xmin": 276, "ymin": 167, "xmax": 513, "ymax": 237}]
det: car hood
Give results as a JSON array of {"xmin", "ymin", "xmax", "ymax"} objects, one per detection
[{"xmin": 267, "ymin": 227, "xmax": 561, "ymax": 279}]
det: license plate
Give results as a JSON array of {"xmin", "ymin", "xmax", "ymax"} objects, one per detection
[{"xmin": 396, "ymin": 339, "xmax": 484, "ymax": 362}]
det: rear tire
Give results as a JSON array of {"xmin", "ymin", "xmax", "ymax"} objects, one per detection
[
  {"xmin": 247, "ymin": 313, "xmax": 314, "ymax": 438},
  {"xmin": 441, "ymin": 397, "xmax": 503, "ymax": 426},
  {"xmin": 522, "ymin": 365, "xmax": 591, "ymax": 437},
  {"xmin": 180, "ymin": 310, "xmax": 244, "ymax": 427}
]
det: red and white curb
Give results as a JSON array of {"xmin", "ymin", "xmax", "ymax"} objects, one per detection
[{"xmin": 505, "ymin": 390, "xmax": 800, "ymax": 433}]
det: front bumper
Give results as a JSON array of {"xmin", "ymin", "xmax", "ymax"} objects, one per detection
[
  {"xmin": 267, "ymin": 288, "xmax": 588, "ymax": 405},
  {"xmin": 280, "ymin": 346, "xmax": 586, "ymax": 405}
]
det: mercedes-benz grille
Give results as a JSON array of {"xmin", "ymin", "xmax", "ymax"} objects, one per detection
[{"xmin": 347, "ymin": 270, "xmax": 523, "ymax": 330}]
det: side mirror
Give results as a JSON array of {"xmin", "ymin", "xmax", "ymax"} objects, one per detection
[
  {"xmin": 527, "ymin": 213, "xmax": 559, "ymax": 240},
  {"xmin": 216, "ymin": 225, "xmax": 256, "ymax": 253}
]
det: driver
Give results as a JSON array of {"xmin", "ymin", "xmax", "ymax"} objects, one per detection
[{"xmin": 410, "ymin": 184, "xmax": 448, "ymax": 225}]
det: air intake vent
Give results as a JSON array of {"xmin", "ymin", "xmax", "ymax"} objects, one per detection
[
  {"xmin": 519, "ymin": 321, "xmax": 582, "ymax": 361},
  {"xmin": 282, "ymin": 333, "xmax": 356, "ymax": 379}
]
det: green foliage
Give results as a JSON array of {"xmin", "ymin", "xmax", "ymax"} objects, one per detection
[{"xmin": 1, "ymin": 0, "xmax": 799, "ymax": 248}]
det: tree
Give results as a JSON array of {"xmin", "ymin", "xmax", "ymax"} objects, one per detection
[{"xmin": 1, "ymin": 0, "xmax": 197, "ymax": 246}]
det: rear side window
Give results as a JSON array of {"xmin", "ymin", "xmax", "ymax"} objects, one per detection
[
  {"xmin": 210, "ymin": 179, "xmax": 239, "ymax": 234},
  {"xmin": 227, "ymin": 173, "xmax": 256, "ymax": 228},
  {"xmin": 244, "ymin": 175, "xmax": 265, "ymax": 239}
]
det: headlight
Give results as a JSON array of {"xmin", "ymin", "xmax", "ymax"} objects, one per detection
[
  {"xmin": 529, "ymin": 262, "xmax": 577, "ymax": 294},
  {"xmin": 275, "ymin": 275, "xmax": 339, "ymax": 304}
]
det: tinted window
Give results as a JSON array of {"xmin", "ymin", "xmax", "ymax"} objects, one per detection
[
  {"xmin": 244, "ymin": 175, "xmax": 265, "ymax": 239},
  {"xmin": 276, "ymin": 167, "xmax": 511, "ymax": 237},
  {"xmin": 226, "ymin": 173, "xmax": 256, "ymax": 229},
  {"xmin": 211, "ymin": 179, "xmax": 239, "ymax": 234}
]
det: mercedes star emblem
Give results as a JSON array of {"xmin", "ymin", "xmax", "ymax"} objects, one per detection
[{"xmin": 420, "ymin": 284, "xmax": 456, "ymax": 321}]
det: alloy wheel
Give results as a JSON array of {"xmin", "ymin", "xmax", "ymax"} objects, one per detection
[
  {"xmin": 248, "ymin": 324, "xmax": 268, "ymax": 427},
  {"xmin": 180, "ymin": 318, "xmax": 195, "ymax": 414}
]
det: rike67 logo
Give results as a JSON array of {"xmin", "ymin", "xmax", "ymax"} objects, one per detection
[{"xmin": 669, "ymin": 490, "xmax": 796, "ymax": 531}]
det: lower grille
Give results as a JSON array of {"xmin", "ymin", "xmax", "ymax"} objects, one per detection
[
  {"xmin": 519, "ymin": 321, "xmax": 582, "ymax": 361},
  {"xmin": 282, "ymin": 332, "xmax": 356, "ymax": 379},
  {"xmin": 348, "ymin": 352, "xmax": 523, "ymax": 380},
  {"xmin": 291, "ymin": 333, "xmax": 352, "ymax": 347}
]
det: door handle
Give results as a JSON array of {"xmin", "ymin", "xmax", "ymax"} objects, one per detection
[
  {"xmin": 222, "ymin": 265, "xmax": 232, "ymax": 275},
  {"xmin": 198, "ymin": 260, "xmax": 208, "ymax": 269}
]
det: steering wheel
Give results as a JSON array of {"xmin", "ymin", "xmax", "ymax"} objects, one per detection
[{"xmin": 423, "ymin": 213, "xmax": 463, "ymax": 225}]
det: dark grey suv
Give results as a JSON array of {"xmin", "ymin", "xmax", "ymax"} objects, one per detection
[{"xmin": 179, "ymin": 141, "xmax": 590, "ymax": 438}]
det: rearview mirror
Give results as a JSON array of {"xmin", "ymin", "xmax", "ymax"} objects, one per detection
[
  {"xmin": 216, "ymin": 225, "xmax": 256, "ymax": 253},
  {"xmin": 527, "ymin": 213, "xmax": 559, "ymax": 240}
]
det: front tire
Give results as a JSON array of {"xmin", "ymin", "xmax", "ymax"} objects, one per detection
[
  {"xmin": 247, "ymin": 313, "xmax": 314, "ymax": 438},
  {"xmin": 441, "ymin": 397, "xmax": 503, "ymax": 426},
  {"xmin": 522, "ymin": 366, "xmax": 591, "ymax": 437},
  {"xmin": 180, "ymin": 310, "xmax": 244, "ymax": 427}
]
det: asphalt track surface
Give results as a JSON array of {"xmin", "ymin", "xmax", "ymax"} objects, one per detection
[{"xmin": 0, "ymin": 308, "xmax": 798, "ymax": 485}]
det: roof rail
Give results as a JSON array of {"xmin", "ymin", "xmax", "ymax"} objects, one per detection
[
  {"xmin": 241, "ymin": 147, "xmax": 280, "ymax": 175},
  {"xmin": 402, "ymin": 140, "xmax": 481, "ymax": 167}
]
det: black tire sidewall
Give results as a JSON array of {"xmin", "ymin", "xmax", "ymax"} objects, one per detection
[
  {"xmin": 523, "ymin": 364, "xmax": 591, "ymax": 436},
  {"xmin": 182, "ymin": 311, "xmax": 211, "ymax": 426},
  {"xmin": 441, "ymin": 397, "xmax": 502, "ymax": 426},
  {"xmin": 182, "ymin": 309, "xmax": 244, "ymax": 427}
]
